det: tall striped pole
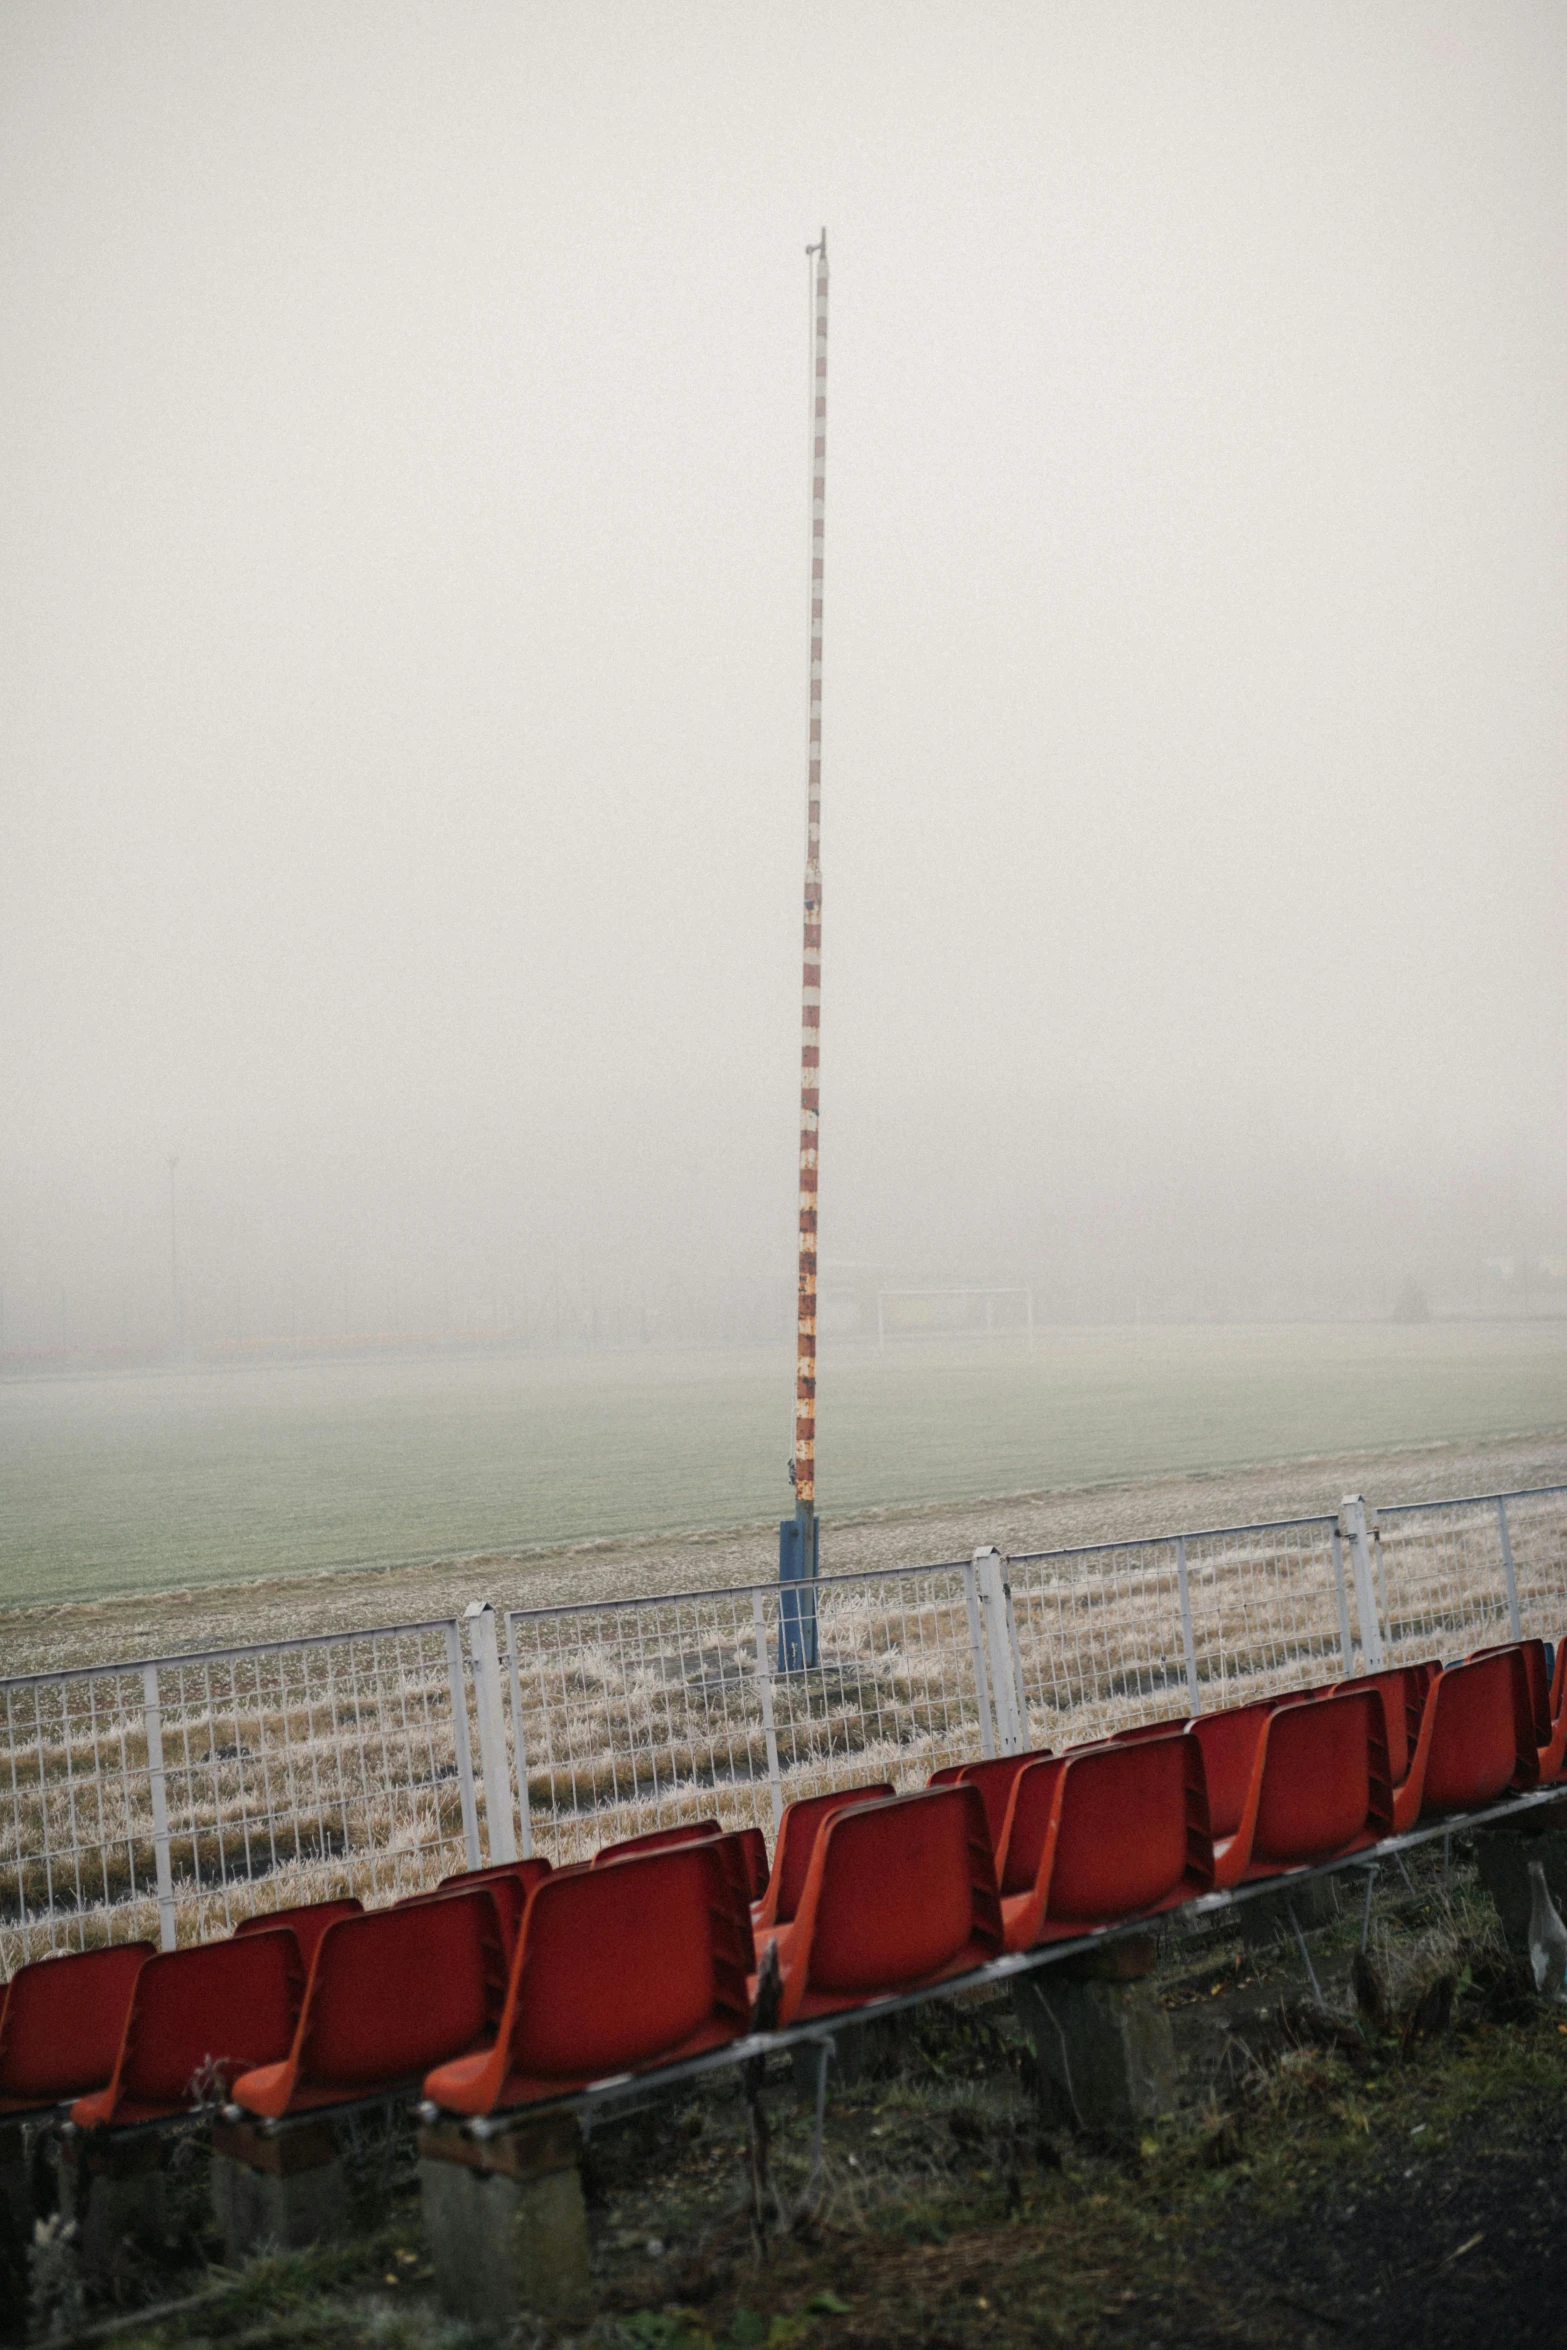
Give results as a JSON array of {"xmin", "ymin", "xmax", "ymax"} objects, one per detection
[{"xmin": 795, "ymin": 230, "xmax": 828, "ymax": 1518}]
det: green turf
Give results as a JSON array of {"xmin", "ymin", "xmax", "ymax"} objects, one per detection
[{"xmin": 1, "ymin": 1322, "xmax": 1564, "ymax": 1608}]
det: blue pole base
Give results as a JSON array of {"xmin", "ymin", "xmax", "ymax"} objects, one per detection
[{"xmin": 778, "ymin": 1512, "xmax": 820, "ymax": 1672}]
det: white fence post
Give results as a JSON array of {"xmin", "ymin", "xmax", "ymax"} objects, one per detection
[
  {"xmin": 1173, "ymin": 1537, "xmax": 1200, "ymax": 1712},
  {"xmin": 503, "ymin": 1615, "xmax": 533, "ymax": 1859},
  {"xmin": 141, "ymin": 1664, "xmax": 177, "ymax": 1951},
  {"xmin": 464, "ymin": 1603, "xmax": 517, "ymax": 1865},
  {"xmin": 1339, "ymin": 1497, "xmax": 1386, "ymax": 1671},
  {"xmin": 443, "ymin": 1621, "xmax": 482, "ymax": 1870},
  {"xmin": 975, "ymin": 1549, "xmax": 1027, "ymax": 1755},
  {"xmin": 1497, "ymin": 1497, "xmax": 1523, "ymax": 1641},
  {"xmin": 1328, "ymin": 1529, "xmax": 1357, "ymax": 1674},
  {"xmin": 750, "ymin": 1589, "xmax": 785, "ymax": 1834},
  {"xmin": 962, "ymin": 1557, "xmax": 996, "ymax": 1759}
]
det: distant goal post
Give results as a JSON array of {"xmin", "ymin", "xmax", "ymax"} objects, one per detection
[{"xmin": 875, "ymin": 1286, "xmax": 1035, "ymax": 1351}]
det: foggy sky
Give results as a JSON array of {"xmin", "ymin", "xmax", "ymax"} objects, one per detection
[{"xmin": 3, "ymin": 3, "xmax": 1564, "ymax": 1349}]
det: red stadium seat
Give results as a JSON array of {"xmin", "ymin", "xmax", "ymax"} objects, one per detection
[
  {"xmin": 753, "ymin": 1783, "xmax": 896, "ymax": 1938},
  {"xmin": 1392, "ymin": 1650, "xmax": 1539, "ymax": 1832},
  {"xmin": 422, "ymin": 1841, "xmax": 753, "ymax": 2118},
  {"xmin": 1470, "ymin": 1640, "xmax": 1552, "ymax": 1748},
  {"xmin": 769, "ymin": 1787, "xmax": 1002, "ymax": 2027},
  {"xmin": 1209, "ymin": 1690, "xmax": 1393, "ymax": 1890},
  {"xmin": 0, "ymin": 1944, "xmax": 153, "ymax": 2119},
  {"xmin": 949, "ymin": 1750, "xmax": 1054, "ymax": 1858},
  {"xmin": 925, "ymin": 1763, "xmax": 966, "ymax": 1787},
  {"xmin": 1187, "ymin": 1700, "xmax": 1282, "ymax": 1841},
  {"xmin": 417, "ymin": 1861, "xmax": 553, "ymax": 1961},
  {"xmin": 1330, "ymin": 1664, "xmax": 1438, "ymax": 1791},
  {"xmin": 1110, "ymin": 1716, "xmax": 1193, "ymax": 1746},
  {"xmin": 231, "ymin": 1888, "xmax": 507, "ymax": 2120},
  {"xmin": 233, "ymin": 1899, "xmax": 362, "ymax": 1971},
  {"xmin": 997, "ymin": 1734, "xmax": 1213, "ymax": 1953},
  {"xmin": 592, "ymin": 1820, "xmax": 722, "ymax": 1864},
  {"xmin": 71, "ymin": 1930, "xmax": 304, "ymax": 2130}
]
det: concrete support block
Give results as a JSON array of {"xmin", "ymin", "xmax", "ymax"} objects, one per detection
[
  {"xmin": 209, "ymin": 2115, "xmax": 349, "ymax": 2260},
  {"xmin": 1013, "ymin": 1938, "xmax": 1175, "ymax": 2138},
  {"xmin": 1474, "ymin": 1826, "xmax": 1567, "ymax": 1964},
  {"xmin": 1239, "ymin": 1874, "xmax": 1340, "ymax": 1951},
  {"xmin": 419, "ymin": 2115, "xmax": 589, "ymax": 2327},
  {"xmin": 59, "ymin": 2131, "xmax": 167, "ymax": 2274}
]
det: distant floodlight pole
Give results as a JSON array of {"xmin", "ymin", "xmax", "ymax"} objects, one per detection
[{"xmin": 781, "ymin": 227, "xmax": 828, "ymax": 1671}]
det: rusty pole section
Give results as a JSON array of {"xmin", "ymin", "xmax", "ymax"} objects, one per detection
[{"xmin": 795, "ymin": 228, "xmax": 828, "ymax": 1523}]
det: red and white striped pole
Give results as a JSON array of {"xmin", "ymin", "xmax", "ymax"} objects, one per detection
[{"xmin": 794, "ymin": 229, "xmax": 828, "ymax": 1527}]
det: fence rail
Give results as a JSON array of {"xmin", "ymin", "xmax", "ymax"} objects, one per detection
[{"xmin": 5, "ymin": 1484, "xmax": 1565, "ymax": 1969}]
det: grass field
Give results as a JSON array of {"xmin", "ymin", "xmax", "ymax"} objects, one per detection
[{"xmin": 2, "ymin": 1321, "xmax": 1565, "ymax": 1611}]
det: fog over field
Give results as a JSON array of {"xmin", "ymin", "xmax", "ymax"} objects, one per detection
[{"xmin": 3, "ymin": 12, "xmax": 1564, "ymax": 1415}]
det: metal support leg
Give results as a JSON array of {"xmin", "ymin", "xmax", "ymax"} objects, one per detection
[{"xmin": 1286, "ymin": 1895, "xmax": 1325, "ymax": 2007}]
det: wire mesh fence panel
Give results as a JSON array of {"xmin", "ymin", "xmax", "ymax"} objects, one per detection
[
  {"xmin": 776, "ymin": 1562, "xmax": 991, "ymax": 1801},
  {"xmin": 1005, "ymin": 1518, "xmax": 1350, "ymax": 1747},
  {"xmin": 1179, "ymin": 1518, "xmax": 1349, "ymax": 1702},
  {"xmin": 505, "ymin": 1561, "xmax": 986, "ymax": 1866},
  {"xmin": 1500, "ymin": 1488, "xmax": 1567, "ymax": 1643},
  {"xmin": 0, "ymin": 1666, "xmax": 165, "ymax": 1972},
  {"xmin": 1004, "ymin": 1541, "xmax": 1191, "ymax": 1750},
  {"xmin": 1, "ymin": 1621, "xmax": 478, "ymax": 1972},
  {"xmin": 1372, "ymin": 1500, "xmax": 1516, "ymax": 1662}
]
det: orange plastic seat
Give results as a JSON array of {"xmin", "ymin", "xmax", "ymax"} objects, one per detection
[
  {"xmin": 1470, "ymin": 1640, "xmax": 1552, "ymax": 1748},
  {"xmin": 768, "ymin": 1787, "xmax": 1002, "ymax": 2027},
  {"xmin": 420, "ymin": 1860, "xmax": 553, "ymax": 1960},
  {"xmin": 996, "ymin": 1734, "xmax": 1213, "ymax": 1953},
  {"xmin": 1330, "ymin": 1664, "xmax": 1438, "ymax": 1791},
  {"xmin": 234, "ymin": 1899, "xmax": 363, "ymax": 1971},
  {"xmin": 0, "ymin": 1944, "xmax": 153, "ymax": 2119},
  {"xmin": 1209, "ymin": 1690, "xmax": 1393, "ymax": 1891},
  {"xmin": 1391, "ymin": 1651, "xmax": 1539, "ymax": 1833},
  {"xmin": 752, "ymin": 1783, "xmax": 896, "ymax": 1939},
  {"xmin": 1187, "ymin": 1700, "xmax": 1282, "ymax": 1842},
  {"xmin": 231, "ymin": 1888, "xmax": 506, "ymax": 2120},
  {"xmin": 71, "ymin": 1930, "xmax": 304, "ymax": 2130},
  {"xmin": 1110, "ymin": 1715, "xmax": 1193, "ymax": 1746},
  {"xmin": 423, "ymin": 1840, "xmax": 753, "ymax": 2118},
  {"xmin": 950, "ymin": 1750, "xmax": 1053, "ymax": 1858},
  {"xmin": 592, "ymin": 1820, "xmax": 722, "ymax": 1864}
]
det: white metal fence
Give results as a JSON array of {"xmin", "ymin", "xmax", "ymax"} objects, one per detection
[{"xmin": 5, "ymin": 1486, "xmax": 1564, "ymax": 1967}]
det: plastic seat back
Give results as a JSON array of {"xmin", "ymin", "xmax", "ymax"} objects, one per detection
[
  {"xmin": 757, "ymin": 1782, "xmax": 896, "ymax": 1928},
  {"xmin": 592, "ymin": 1820, "xmax": 722, "ymax": 1865},
  {"xmin": 729, "ymin": 1825, "xmax": 770, "ymax": 1903},
  {"xmin": 1111, "ymin": 1715, "xmax": 1192, "ymax": 1746},
  {"xmin": 0, "ymin": 1944, "xmax": 153, "ymax": 2113},
  {"xmin": 424, "ymin": 1841, "xmax": 754, "ymax": 2114},
  {"xmin": 1189, "ymin": 1700, "xmax": 1277, "ymax": 1838},
  {"xmin": 1418, "ymin": 1652, "xmax": 1537, "ymax": 1816},
  {"xmin": 955, "ymin": 1750, "xmax": 1053, "ymax": 1857},
  {"xmin": 1332, "ymin": 1666, "xmax": 1434, "ymax": 1786},
  {"xmin": 292, "ymin": 1890, "xmax": 506, "ymax": 2094},
  {"xmin": 1044, "ymin": 1735, "xmax": 1212, "ymax": 1928},
  {"xmin": 1470, "ymin": 1641, "xmax": 1551, "ymax": 1747},
  {"xmin": 234, "ymin": 1899, "xmax": 362, "ymax": 1971},
  {"xmin": 76, "ymin": 1929, "xmax": 303, "ymax": 2128},
  {"xmin": 1247, "ymin": 1691, "xmax": 1393, "ymax": 1870},
  {"xmin": 778, "ymin": 1788, "xmax": 1001, "ymax": 2022}
]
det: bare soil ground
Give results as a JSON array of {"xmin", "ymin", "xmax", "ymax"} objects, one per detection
[
  {"xmin": 13, "ymin": 1840, "xmax": 1566, "ymax": 2350},
  {"xmin": 9, "ymin": 1428, "xmax": 1567, "ymax": 1680}
]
